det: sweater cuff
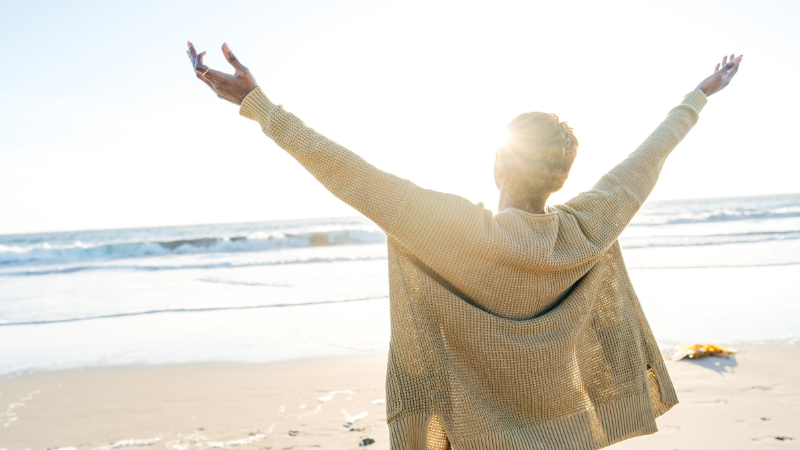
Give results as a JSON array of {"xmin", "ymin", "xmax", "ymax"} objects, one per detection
[
  {"xmin": 239, "ymin": 86, "xmax": 279, "ymax": 124},
  {"xmin": 682, "ymin": 89, "xmax": 707, "ymax": 114}
]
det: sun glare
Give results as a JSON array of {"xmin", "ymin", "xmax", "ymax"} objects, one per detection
[{"xmin": 496, "ymin": 129, "xmax": 509, "ymax": 149}]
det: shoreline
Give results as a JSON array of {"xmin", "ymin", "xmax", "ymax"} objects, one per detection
[
  {"xmin": 2, "ymin": 342, "xmax": 799, "ymax": 450},
  {"xmin": 3, "ymin": 260, "xmax": 799, "ymax": 379}
]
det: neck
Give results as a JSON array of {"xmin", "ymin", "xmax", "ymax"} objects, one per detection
[{"xmin": 498, "ymin": 183, "xmax": 547, "ymax": 214}]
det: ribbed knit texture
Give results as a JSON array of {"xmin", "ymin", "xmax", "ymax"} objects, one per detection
[{"xmin": 240, "ymin": 87, "xmax": 707, "ymax": 449}]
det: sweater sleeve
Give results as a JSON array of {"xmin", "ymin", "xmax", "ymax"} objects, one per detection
[
  {"xmin": 557, "ymin": 90, "xmax": 707, "ymax": 246},
  {"xmin": 239, "ymin": 87, "xmax": 414, "ymax": 232}
]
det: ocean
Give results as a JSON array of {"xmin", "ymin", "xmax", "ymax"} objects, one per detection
[{"xmin": 1, "ymin": 193, "xmax": 799, "ymax": 376}]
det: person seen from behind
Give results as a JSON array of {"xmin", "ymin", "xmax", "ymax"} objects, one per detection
[{"xmin": 185, "ymin": 43, "xmax": 742, "ymax": 449}]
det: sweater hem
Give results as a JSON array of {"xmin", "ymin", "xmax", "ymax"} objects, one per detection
[{"xmin": 389, "ymin": 390, "xmax": 663, "ymax": 450}]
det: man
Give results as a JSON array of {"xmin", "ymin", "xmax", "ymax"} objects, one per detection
[{"xmin": 185, "ymin": 42, "xmax": 741, "ymax": 449}]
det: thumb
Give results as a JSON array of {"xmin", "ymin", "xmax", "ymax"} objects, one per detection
[{"xmin": 222, "ymin": 42, "xmax": 247, "ymax": 73}]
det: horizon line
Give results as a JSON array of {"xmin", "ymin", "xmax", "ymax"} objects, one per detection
[{"xmin": 1, "ymin": 191, "xmax": 798, "ymax": 237}]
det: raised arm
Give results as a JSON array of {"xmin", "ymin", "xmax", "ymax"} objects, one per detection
[
  {"xmin": 559, "ymin": 54, "xmax": 743, "ymax": 245},
  {"xmin": 185, "ymin": 42, "xmax": 414, "ymax": 232}
]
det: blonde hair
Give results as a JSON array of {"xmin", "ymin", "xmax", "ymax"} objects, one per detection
[{"xmin": 494, "ymin": 112, "xmax": 578, "ymax": 209}]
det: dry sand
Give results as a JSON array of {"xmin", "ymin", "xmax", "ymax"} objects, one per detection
[{"xmin": 1, "ymin": 342, "xmax": 798, "ymax": 450}]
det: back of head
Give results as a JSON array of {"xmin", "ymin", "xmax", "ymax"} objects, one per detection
[{"xmin": 494, "ymin": 112, "xmax": 579, "ymax": 210}]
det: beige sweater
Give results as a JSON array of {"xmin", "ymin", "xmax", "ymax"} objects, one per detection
[{"xmin": 240, "ymin": 88, "xmax": 707, "ymax": 450}]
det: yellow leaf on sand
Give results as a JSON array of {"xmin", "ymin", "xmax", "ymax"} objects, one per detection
[{"xmin": 670, "ymin": 343, "xmax": 736, "ymax": 361}]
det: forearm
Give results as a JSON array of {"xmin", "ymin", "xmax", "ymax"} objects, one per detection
[
  {"xmin": 560, "ymin": 90, "xmax": 707, "ymax": 246},
  {"xmin": 239, "ymin": 87, "xmax": 413, "ymax": 232},
  {"xmin": 603, "ymin": 89, "xmax": 707, "ymax": 204}
]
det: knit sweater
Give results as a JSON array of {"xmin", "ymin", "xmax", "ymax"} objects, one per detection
[{"xmin": 240, "ymin": 88, "xmax": 708, "ymax": 450}]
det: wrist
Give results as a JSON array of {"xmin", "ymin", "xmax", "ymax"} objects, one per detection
[
  {"xmin": 695, "ymin": 81, "xmax": 715, "ymax": 97},
  {"xmin": 239, "ymin": 86, "xmax": 278, "ymax": 123}
]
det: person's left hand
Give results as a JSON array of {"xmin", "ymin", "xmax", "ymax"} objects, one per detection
[
  {"xmin": 695, "ymin": 54, "xmax": 742, "ymax": 97},
  {"xmin": 186, "ymin": 41, "xmax": 258, "ymax": 105}
]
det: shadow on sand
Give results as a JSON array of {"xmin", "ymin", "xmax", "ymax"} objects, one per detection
[{"xmin": 683, "ymin": 355, "xmax": 738, "ymax": 375}]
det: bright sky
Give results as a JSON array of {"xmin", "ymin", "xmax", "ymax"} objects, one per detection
[{"xmin": 1, "ymin": 0, "xmax": 798, "ymax": 234}]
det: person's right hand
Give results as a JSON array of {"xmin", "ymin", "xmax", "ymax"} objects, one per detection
[
  {"xmin": 186, "ymin": 41, "xmax": 258, "ymax": 105},
  {"xmin": 696, "ymin": 54, "xmax": 743, "ymax": 97}
]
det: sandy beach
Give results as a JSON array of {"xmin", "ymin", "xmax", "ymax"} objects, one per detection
[{"xmin": 1, "ymin": 341, "xmax": 798, "ymax": 450}]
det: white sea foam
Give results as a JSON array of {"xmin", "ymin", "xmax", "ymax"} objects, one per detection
[
  {"xmin": 1, "ymin": 390, "xmax": 39, "ymax": 428},
  {"xmin": 91, "ymin": 434, "xmax": 264, "ymax": 450},
  {"xmin": 342, "ymin": 410, "xmax": 368, "ymax": 424},
  {"xmin": 110, "ymin": 438, "xmax": 160, "ymax": 448},
  {"xmin": 318, "ymin": 390, "xmax": 354, "ymax": 403},
  {"xmin": 205, "ymin": 434, "xmax": 265, "ymax": 449}
]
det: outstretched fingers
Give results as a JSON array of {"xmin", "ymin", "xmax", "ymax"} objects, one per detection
[
  {"xmin": 185, "ymin": 40, "xmax": 258, "ymax": 105},
  {"xmin": 697, "ymin": 53, "xmax": 743, "ymax": 97},
  {"xmin": 727, "ymin": 63, "xmax": 740, "ymax": 79},
  {"xmin": 188, "ymin": 42, "xmax": 207, "ymax": 73},
  {"xmin": 188, "ymin": 41, "xmax": 208, "ymax": 70},
  {"xmin": 723, "ymin": 59, "xmax": 742, "ymax": 84},
  {"xmin": 716, "ymin": 54, "xmax": 743, "ymax": 76},
  {"xmin": 187, "ymin": 42, "xmax": 217, "ymax": 93},
  {"xmin": 222, "ymin": 42, "xmax": 248, "ymax": 73},
  {"xmin": 195, "ymin": 51, "xmax": 208, "ymax": 71},
  {"xmin": 724, "ymin": 55, "xmax": 743, "ymax": 72},
  {"xmin": 187, "ymin": 41, "xmax": 197, "ymax": 63}
]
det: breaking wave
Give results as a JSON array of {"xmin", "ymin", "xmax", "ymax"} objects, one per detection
[
  {"xmin": 0, "ymin": 229, "xmax": 386, "ymax": 267},
  {"xmin": 620, "ymin": 229, "xmax": 800, "ymax": 249},
  {"xmin": 631, "ymin": 206, "xmax": 800, "ymax": 226}
]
